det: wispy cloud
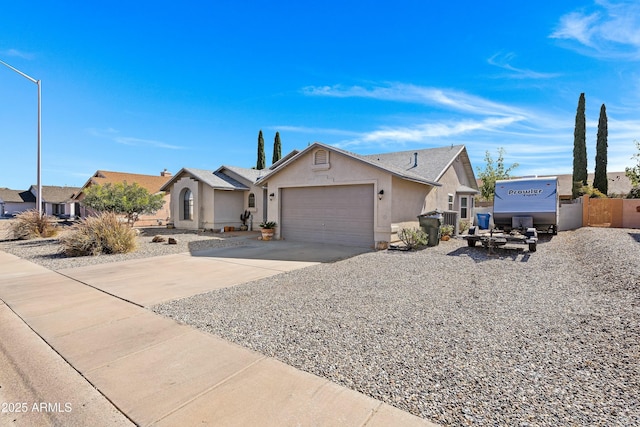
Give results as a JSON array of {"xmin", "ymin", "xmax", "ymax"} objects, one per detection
[
  {"xmin": 487, "ymin": 52, "xmax": 562, "ymax": 79},
  {"xmin": 550, "ymin": 1, "xmax": 640, "ymax": 60},
  {"xmin": 1, "ymin": 48, "xmax": 35, "ymax": 60},
  {"xmin": 302, "ymin": 83, "xmax": 528, "ymax": 117},
  {"xmin": 87, "ymin": 128, "xmax": 185, "ymax": 150}
]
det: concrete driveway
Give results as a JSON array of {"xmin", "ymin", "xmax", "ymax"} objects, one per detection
[{"xmin": 57, "ymin": 240, "xmax": 370, "ymax": 307}]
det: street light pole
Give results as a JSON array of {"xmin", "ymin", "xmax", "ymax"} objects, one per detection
[{"xmin": 0, "ymin": 59, "xmax": 42, "ymax": 216}]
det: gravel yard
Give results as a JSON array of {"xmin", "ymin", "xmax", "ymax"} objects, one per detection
[
  {"xmin": 0, "ymin": 220, "xmax": 251, "ymax": 270},
  {"xmin": 153, "ymin": 228, "xmax": 640, "ymax": 426}
]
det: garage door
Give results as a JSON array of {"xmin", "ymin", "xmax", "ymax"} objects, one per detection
[{"xmin": 280, "ymin": 185, "xmax": 374, "ymax": 247}]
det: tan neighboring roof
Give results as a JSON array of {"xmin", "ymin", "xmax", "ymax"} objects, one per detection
[
  {"xmin": 29, "ymin": 185, "xmax": 82, "ymax": 203},
  {"xmin": 79, "ymin": 170, "xmax": 172, "ymax": 196},
  {"xmin": 549, "ymin": 172, "xmax": 633, "ymax": 197}
]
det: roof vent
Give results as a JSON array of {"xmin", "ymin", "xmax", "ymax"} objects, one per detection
[{"xmin": 414, "ymin": 152, "xmax": 418, "ymax": 167}]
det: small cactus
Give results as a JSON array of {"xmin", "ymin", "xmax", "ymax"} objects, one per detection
[{"xmin": 240, "ymin": 210, "xmax": 250, "ymax": 225}]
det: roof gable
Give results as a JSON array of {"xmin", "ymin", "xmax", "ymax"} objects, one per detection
[
  {"xmin": 160, "ymin": 168, "xmax": 249, "ymax": 191},
  {"xmin": 256, "ymin": 142, "xmax": 450, "ymax": 187}
]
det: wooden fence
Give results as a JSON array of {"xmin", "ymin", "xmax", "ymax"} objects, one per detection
[{"xmin": 582, "ymin": 195, "xmax": 640, "ymax": 229}]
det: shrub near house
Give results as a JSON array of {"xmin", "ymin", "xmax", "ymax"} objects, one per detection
[{"xmin": 82, "ymin": 182, "xmax": 165, "ymax": 227}]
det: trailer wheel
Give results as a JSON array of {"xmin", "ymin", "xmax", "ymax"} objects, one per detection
[
  {"xmin": 529, "ymin": 243, "xmax": 537, "ymax": 252},
  {"xmin": 467, "ymin": 239, "xmax": 476, "ymax": 247}
]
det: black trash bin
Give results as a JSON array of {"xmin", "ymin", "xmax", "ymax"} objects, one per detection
[{"xmin": 418, "ymin": 210, "xmax": 443, "ymax": 247}]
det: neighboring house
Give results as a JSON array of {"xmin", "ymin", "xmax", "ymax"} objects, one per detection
[
  {"xmin": 28, "ymin": 185, "xmax": 82, "ymax": 218},
  {"xmin": 256, "ymin": 143, "xmax": 479, "ymax": 248},
  {"xmin": 553, "ymin": 172, "xmax": 633, "ymax": 200},
  {"xmin": 160, "ymin": 166, "xmax": 267, "ymax": 231},
  {"xmin": 75, "ymin": 170, "xmax": 173, "ymax": 226},
  {"xmin": 0, "ymin": 188, "xmax": 36, "ymax": 216}
]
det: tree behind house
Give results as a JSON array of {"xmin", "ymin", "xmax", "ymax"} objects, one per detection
[
  {"xmin": 82, "ymin": 182, "xmax": 165, "ymax": 227},
  {"xmin": 625, "ymin": 140, "xmax": 640, "ymax": 197},
  {"xmin": 476, "ymin": 148, "xmax": 519, "ymax": 201},
  {"xmin": 594, "ymin": 103, "xmax": 608, "ymax": 195},
  {"xmin": 572, "ymin": 93, "xmax": 588, "ymax": 198},
  {"xmin": 272, "ymin": 131, "xmax": 282, "ymax": 164},
  {"xmin": 257, "ymin": 130, "xmax": 266, "ymax": 170}
]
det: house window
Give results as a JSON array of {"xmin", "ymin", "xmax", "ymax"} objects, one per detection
[
  {"xmin": 460, "ymin": 196, "xmax": 469, "ymax": 220},
  {"xmin": 248, "ymin": 193, "xmax": 255, "ymax": 208},
  {"xmin": 447, "ymin": 194, "xmax": 454, "ymax": 211},
  {"xmin": 182, "ymin": 189, "xmax": 193, "ymax": 220},
  {"xmin": 314, "ymin": 149, "xmax": 328, "ymax": 165}
]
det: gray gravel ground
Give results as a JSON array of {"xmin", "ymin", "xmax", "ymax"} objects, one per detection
[
  {"xmin": 0, "ymin": 221, "xmax": 250, "ymax": 270},
  {"xmin": 154, "ymin": 228, "xmax": 640, "ymax": 426}
]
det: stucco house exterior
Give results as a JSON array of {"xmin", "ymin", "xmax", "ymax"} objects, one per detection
[
  {"xmin": 0, "ymin": 188, "xmax": 36, "ymax": 216},
  {"xmin": 24, "ymin": 185, "xmax": 82, "ymax": 218},
  {"xmin": 165, "ymin": 143, "xmax": 478, "ymax": 248},
  {"xmin": 256, "ymin": 143, "xmax": 479, "ymax": 248},
  {"xmin": 160, "ymin": 166, "xmax": 267, "ymax": 231},
  {"xmin": 75, "ymin": 170, "xmax": 173, "ymax": 226}
]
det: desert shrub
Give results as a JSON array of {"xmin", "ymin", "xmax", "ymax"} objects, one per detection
[
  {"xmin": 10, "ymin": 209, "xmax": 58, "ymax": 240},
  {"xmin": 440, "ymin": 224, "xmax": 454, "ymax": 237},
  {"xmin": 626, "ymin": 187, "xmax": 640, "ymax": 199},
  {"xmin": 579, "ymin": 185, "xmax": 607, "ymax": 198},
  {"xmin": 59, "ymin": 212, "xmax": 137, "ymax": 256},
  {"xmin": 397, "ymin": 227, "xmax": 428, "ymax": 250}
]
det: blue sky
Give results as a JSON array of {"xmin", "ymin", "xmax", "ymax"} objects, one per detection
[{"xmin": 2, "ymin": 1, "xmax": 639, "ymax": 189}]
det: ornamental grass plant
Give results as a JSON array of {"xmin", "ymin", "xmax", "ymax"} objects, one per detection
[
  {"xmin": 60, "ymin": 212, "xmax": 137, "ymax": 256},
  {"xmin": 10, "ymin": 209, "xmax": 59, "ymax": 240}
]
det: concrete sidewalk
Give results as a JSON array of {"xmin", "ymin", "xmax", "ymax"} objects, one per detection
[{"xmin": 0, "ymin": 251, "xmax": 437, "ymax": 426}]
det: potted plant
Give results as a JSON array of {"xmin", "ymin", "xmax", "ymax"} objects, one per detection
[
  {"xmin": 239, "ymin": 210, "xmax": 250, "ymax": 231},
  {"xmin": 259, "ymin": 221, "xmax": 277, "ymax": 241},
  {"xmin": 440, "ymin": 224, "xmax": 454, "ymax": 241}
]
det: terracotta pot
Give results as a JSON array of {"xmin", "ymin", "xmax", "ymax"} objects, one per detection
[
  {"xmin": 441, "ymin": 235, "xmax": 451, "ymax": 241},
  {"xmin": 261, "ymin": 228, "xmax": 275, "ymax": 241}
]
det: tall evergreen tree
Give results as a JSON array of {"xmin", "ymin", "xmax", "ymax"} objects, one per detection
[
  {"xmin": 593, "ymin": 103, "xmax": 608, "ymax": 195},
  {"xmin": 272, "ymin": 132, "xmax": 282, "ymax": 164},
  {"xmin": 256, "ymin": 130, "xmax": 266, "ymax": 170},
  {"xmin": 572, "ymin": 93, "xmax": 588, "ymax": 198}
]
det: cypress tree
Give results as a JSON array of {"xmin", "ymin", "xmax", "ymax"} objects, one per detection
[
  {"xmin": 256, "ymin": 130, "xmax": 266, "ymax": 170},
  {"xmin": 594, "ymin": 103, "xmax": 608, "ymax": 195},
  {"xmin": 272, "ymin": 132, "xmax": 282, "ymax": 164},
  {"xmin": 572, "ymin": 93, "xmax": 588, "ymax": 198}
]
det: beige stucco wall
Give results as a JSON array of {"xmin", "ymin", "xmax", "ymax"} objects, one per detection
[
  {"xmin": 622, "ymin": 199, "xmax": 640, "ymax": 229},
  {"xmin": 390, "ymin": 176, "xmax": 432, "ymax": 222},
  {"xmin": 135, "ymin": 193, "xmax": 171, "ymax": 226},
  {"xmin": 211, "ymin": 190, "xmax": 244, "ymax": 229},
  {"xmin": 264, "ymin": 148, "xmax": 435, "ymax": 245},
  {"xmin": 425, "ymin": 161, "xmax": 476, "ymax": 220},
  {"xmin": 171, "ymin": 176, "xmax": 201, "ymax": 230}
]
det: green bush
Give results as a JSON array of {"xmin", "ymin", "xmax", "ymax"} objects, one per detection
[
  {"xmin": 397, "ymin": 227, "xmax": 428, "ymax": 250},
  {"xmin": 459, "ymin": 220, "xmax": 470, "ymax": 234},
  {"xmin": 626, "ymin": 187, "xmax": 640, "ymax": 199},
  {"xmin": 60, "ymin": 212, "xmax": 137, "ymax": 256},
  {"xmin": 579, "ymin": 185, "xmax": 607, "ymax": 198},
  {"xmin": 11, "ymin": 209, "xmax": 58, "ymax": 240},
  {"xmin": 440, "ymin": 224, "xmax": 454, "ymax": 237}
]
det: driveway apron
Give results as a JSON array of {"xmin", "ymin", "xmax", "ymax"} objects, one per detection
[{"xmin": 0, "ymin": 248, "xmax": 436, "ymax": 426}]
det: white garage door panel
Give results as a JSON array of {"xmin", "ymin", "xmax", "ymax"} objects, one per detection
[{"xmin": 281, "ymin": 185, "xmax": 374, "ymax": 247}]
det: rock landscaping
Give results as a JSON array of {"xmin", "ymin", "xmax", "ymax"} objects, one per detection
[
  {"xmin": 0, "ymin": 222, "xmax": 248, "ymax": 271},
  {"xmin": 154, "ymin": 228, "xmax": 640, "ymax": 426},
  {"xmin": 2, "ymin": 220, "xmax": 638, "ymax": 426}
]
